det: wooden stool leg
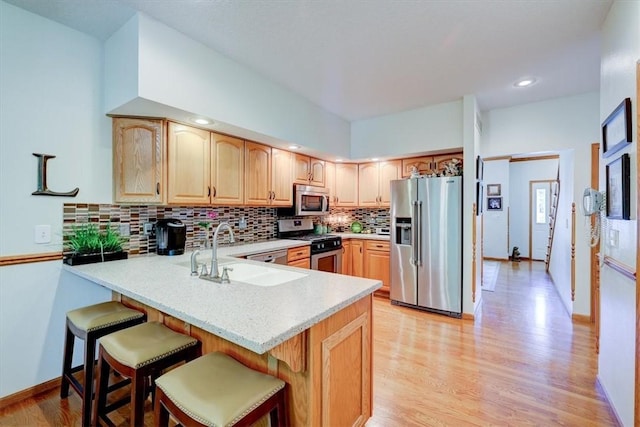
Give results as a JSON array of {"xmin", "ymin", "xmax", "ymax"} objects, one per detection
[
  {"xmin": 153, "ymin": 388, "xmax": 170, "ymax": 427},
  {"xmin": 131, "ymin": 372, "xmax": 146, "ymax": 427},
  {"xmin": 270, "ymin": 390, "xmax": 287, "ymax": 427},
  {"xmin": 92, "ymin": 349, "xmax": 110, "ymax": 427},
  {"xmin": 60, "ymin": 322, "xmax": 75, "ymax": 398},
  {"xmin": 81, "ymin": 332, "xmax": 96, "ymax": 427}
]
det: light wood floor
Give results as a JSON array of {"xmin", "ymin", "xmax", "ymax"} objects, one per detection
[{"xmin": 0, "ymin": 261, "xmax": 619, "ymax": 426}]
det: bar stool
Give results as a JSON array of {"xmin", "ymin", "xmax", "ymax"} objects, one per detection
[
  {"xmin": 60, "ymin": 301, "xmax": 146, "ymax": 427},
  {"xmin": 93, "ymin": 321, "xmax": 201, "ymax": 426},
  {"xmin": 154, "ymin": 352, "xmax": 287, "ymax": 427}
]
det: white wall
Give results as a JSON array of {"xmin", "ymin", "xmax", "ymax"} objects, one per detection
[
  {"xmin": 508, "ymin": 158, "xmax": 559, "ymax": 259},
  {"xmin": 597, "ymin": 1, "xmax": 639, "ymax": 425},
  {"xmin": 482, "ymin": 159, "xmax": 510, "ymax": 259},
  {"xmin": 105, "ymin": 13, "xmax": 351, "ymax": 159},
  {"xmin": 0, "ymin": 1, "xmax": 112, "ymax": 398},
  {"xmin": 350, "ymin": 100, "xmax": 463, "ymax": 160},
  {"xmin": 482, "ymin": 92, "xmax": 599, "ymax": 317}
]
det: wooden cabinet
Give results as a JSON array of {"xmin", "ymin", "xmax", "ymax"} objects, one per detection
[
  {"xmin": 245, "ymin": 142, "xmax": 292, "ymax": 206},
  {"xmin": 364, "ymin": 240, "xmax": 390, "ymax": 296},
  {"xmin": 334, "ymin": 163, "xmax": 359, "ymax": 207},
  {"xmin": 324, "ymin": 161, "xmax": 336, "ymax": 204},
  {"xmin": 401, "ymin": 152, "xmax": 463, "ymax": 177},
  {"xmin": 210, "ymin": 133, "xmax": 244, "ymax": 205},
  {"xmin": 358, "ymin": 160, "xmax": 401, "ymax": 207},
  {"xmin": 350, "ymin": 240, "xmax": 364, "ymax": 277},
  {"xmin": 287, "ymin": 245, "xmax": 310, "ymax": 269},
  {"xmin": 341, "ymin": 240, "xmax": 351, "ymax": 275},
  {"xmin": 167, "ymin": 122, "xmax": 211, "ymax": 204},
  {"xmin": 293, "ymin": 154, "xmax": 325, "ymax": 187},
  {"xmin": 113, "ymin": 117, "xmax": 166, "ymax": 204}
]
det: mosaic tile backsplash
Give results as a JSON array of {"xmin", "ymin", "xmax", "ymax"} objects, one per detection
[{"xmin": 62, "ymin": 204, "xmax": 390, "ymax": 256}]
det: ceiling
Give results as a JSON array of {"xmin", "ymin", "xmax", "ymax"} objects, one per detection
[{"xmin": 5, "ymin": 0, "xmax": 612, "ymax": 121}]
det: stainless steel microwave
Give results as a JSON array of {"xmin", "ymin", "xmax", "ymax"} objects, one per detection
[{"xmin": 294, "ymin": 184, "xmax": 330, "ymax": 216}]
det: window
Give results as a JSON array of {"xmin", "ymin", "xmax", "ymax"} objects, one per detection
[{"xmin": 536, "ymin": 188, "xmax": 547, "ymax": 224}]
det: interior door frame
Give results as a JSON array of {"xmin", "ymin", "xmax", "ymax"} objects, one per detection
[{"xmin": 528, "ymin": 179, "xmax": 556, "ymax": 261}]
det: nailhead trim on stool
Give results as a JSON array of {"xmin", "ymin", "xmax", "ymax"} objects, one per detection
[
  {"xmin": 60, "ymin": 301, "xmax": 146, "ymax": 427},
  {"xmin": 92, "ymin": 321, "xmax": 200, "ymax": 427},
  {"xmin": 154, "ymin": 352, "xmax": 287, "ymax": 427}
]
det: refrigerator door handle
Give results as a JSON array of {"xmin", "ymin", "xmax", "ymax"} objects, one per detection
[
  {"xmin": 416, "ymin": 201, "xmax": 423, "ymax": 266},
  {"xmin": 411, "ymin": 200, "xmax": 418, "ymax": 266}
]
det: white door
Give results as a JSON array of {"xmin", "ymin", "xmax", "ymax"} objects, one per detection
[{"xmin": 530, "ymin": 181, "xmax": 551, "ymax": 261}]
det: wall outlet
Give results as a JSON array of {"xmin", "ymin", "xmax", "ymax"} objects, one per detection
[
  {"xmin": 238, "ymin": 217, "xmax": 247, "ymax": 229},
  {"xmin": 143, "ymin": 222, "xmax": 154, "ymax": 235},
  {"xmin": 119, "ymin": 223, "xmax": 131, "ymax": 237},
  {"xmin": 34, "ymin": 225, "xmax": 51, "ymax": 244},
  {"xmin": 608, "ymin": 229, "xmax": 619, "ymax": 248}
]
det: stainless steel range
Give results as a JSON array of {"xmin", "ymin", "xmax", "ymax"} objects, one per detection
[{"xmin": 278, "ymin": 219, "xmax": 342, "ymax": 273}]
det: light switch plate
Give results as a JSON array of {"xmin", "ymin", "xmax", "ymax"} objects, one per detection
[{"xmin": 34, "ymin": 225, "xmax": 51, "ymax": 244}]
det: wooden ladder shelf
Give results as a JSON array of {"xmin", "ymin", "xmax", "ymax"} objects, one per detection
[{"xmin": 545, "ymin": 179, "xmax": 560, "ymax": 272}]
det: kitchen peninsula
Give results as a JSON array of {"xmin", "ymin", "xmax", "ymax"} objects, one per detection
[{"xmin": 63, "ymin": 242, "xmax": 381, "ymax": 427}]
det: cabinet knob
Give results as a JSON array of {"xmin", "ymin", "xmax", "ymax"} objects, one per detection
[
  {"xmin": 156, "ymin": 182, "xmax": 160, "ymax": 195},
  {"xmin": 212, "ymin": 186, "xmax": 217, "ymax": 197},
  {"xmin": 207, "ymin": 186, "xmax": 211, "ymax": 197}
]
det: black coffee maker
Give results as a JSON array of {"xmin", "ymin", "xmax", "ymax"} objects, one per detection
[{"xmin": 155, "ymin": 219, "xmax": 186, "ymax": 255}]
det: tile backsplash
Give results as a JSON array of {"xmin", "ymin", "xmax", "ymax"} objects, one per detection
[{"xmin": 62, "ymin": 204, "xmax": 390, "ymax": 256}]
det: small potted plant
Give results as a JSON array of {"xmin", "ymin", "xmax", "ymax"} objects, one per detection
[{"xmin": 63, "ymin": 222, "xmax": 128, "ymax": 266}]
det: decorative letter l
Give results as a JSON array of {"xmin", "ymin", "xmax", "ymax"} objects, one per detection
[{"xmin": 31, "ymin": 153, "xmax": 80, "ymax": 197}]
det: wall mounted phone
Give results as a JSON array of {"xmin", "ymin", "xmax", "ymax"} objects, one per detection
[{"xmin": 581, "ymin": 188, "xmax": 606, "ymax": 247}]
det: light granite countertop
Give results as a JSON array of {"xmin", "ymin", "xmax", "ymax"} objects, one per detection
[
  {"xmin": 335, "ymin": 232, "xmax": 390, "ymax": 241},
  {"xmin": 62, "ymin": 239, "xmax": 381, "ymax": 355}
]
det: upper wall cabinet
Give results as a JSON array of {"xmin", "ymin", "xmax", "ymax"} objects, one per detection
[
  {"xmin": 325, "ymin": 161, "xmax": 336, "ymax": 203},
  {"xmin": 358, "ymin": 160, "xmax": 401, "ymax": 207},
  {"xmin": 113, "ymin": 117, "xmax": 166, "ymax": 204},
  {"xmin": 293, "ymin": 153, "xmax": 325, "ymax": 187},
  {"xmin": 211, "ymin": 132, "xmax": 245, "ymax": 205},
  {"xmin": 167, "ymin": 122, "xmax": 212, "ymax": 204},
  {"xmin": 334, "ymin": 163, "xmax": 359, "ymax": 207},
  {"xmin": 401, "ymin": 153, "xmax": 463, "ymax": 177},
  {"xmin": 245, "ymin": 142, "xmax": 292, "ymax": 206}
]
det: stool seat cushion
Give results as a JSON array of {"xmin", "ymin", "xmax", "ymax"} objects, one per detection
[
  {"xmin": 100, "ymin": 321, "xmax": 198, "ymax": 369},
  {"xmin": 156, "ymin": 352, "xmax": 285, "ymax": 427},
  {"xmin": 67, "ymin": 301, "xmax": 144, "ymax": 333}
]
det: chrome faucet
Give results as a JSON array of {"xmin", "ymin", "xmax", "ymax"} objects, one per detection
[
  {"xmin": 190, "ymin": 249, "xmax": 201, "ymax": 276},
  {"xmin": 209, "ymin": 222, "xmax": 235, "ymax": 280}
]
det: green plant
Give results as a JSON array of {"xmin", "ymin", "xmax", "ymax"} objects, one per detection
[{"xmin": 65, "ymin": 223, "xmax": 125, "ymax": 255}]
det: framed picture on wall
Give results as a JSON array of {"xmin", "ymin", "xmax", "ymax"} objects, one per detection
[
  {"xmin": 605, "ymin": 153, "xmax": 630, "ymax": 220},
  {"xmin": 487, "ymin": 196, "xmax": 502, "ymax": 211},
  {"xmin": 602, "ymin": 98, "xmax": 632, "ymax": 158},
  {"xmin": 476, "ymin": 156, "xmax": 484, "ymax": 181},
  {"xmin": 486, "ymin": 184, "xmax": 501, "ymax": 196},
  {"xmin": 476, "ymin": 181, "xmax": 483, "ymax": 216}
]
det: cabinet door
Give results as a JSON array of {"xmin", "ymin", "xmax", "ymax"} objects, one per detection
[
  {"xmin": 293, "ymin": 153, "xmax": 311, "ymax": 185},
  {"xmin": 113, "ymin": 118, "xmax": 165, "ymax": 204},
  {"xmin": 401, "ymin": 156, "xmax": 434, "ymax": 177},
  {"xmin": 271, "ymin": 148, "xmax": 293, "ymax": 206},
  {"xmin": 309, "ymin": 158, "xmax": 325, "ymax": 187},
  {"xmin": 358, "ymin": 162, "xmax": 380, "ymax": 207},
  {"xmin": 211, "ymin": 132, "xmax": 244, "ymax": 205},
  {"xmin": 341, "ymin": 240, "xmax": 351, "ymax": 275},
  {"xmin": 335, "ymin": 164, "xmax": 359, "ymax": 207},
  {"xmin": 433, "ymin": 153, "xmax": 463, "ymax": 176},
  {"xmin": 378, "ymin": 160, "xmax": 401, "ymax": 207},
  {"xmin": 324, "ymin": 161, "xmax": 336, "ymax": 204},
  {"xmin": 364, "ymin": 241, "xmax": 390, "ymax": 295},
  {"xmin": 167, "ymin": 122, "xmax": 211, "ymax": 204},
  {"xmin": 288, "ymin": 258, "xmax": 311, "ymax": 269},
  {"xmin": 351, "ymin": 240, "xmax": 364, "ymax": 277},
  {"xmin": 244, "ymin": 142, "xmax": 271, "ymax": 205}
]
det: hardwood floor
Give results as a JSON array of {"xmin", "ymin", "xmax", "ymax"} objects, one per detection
[
  {"xmin": 368, "ymin": 261, "xmax": 619, "ymax": 426},
  {"xmin": 0, "ymin": 261, "xmax": 619, "ymax": 426}
]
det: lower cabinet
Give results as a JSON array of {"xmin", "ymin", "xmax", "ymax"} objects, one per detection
[
  {"xmin": 350, "ymin": 240, "xmax": 364, "ymax": 278},
  {"xmin": 341, "ymin": 240, "xmax": 352, "ymax": 275},
  {"xmin": 288, "ymin": 246, "xmax": 311, "ymax": 269},
  {"xmin": 363, "ymin": 240, "xmax": 390, "ymax": 296}
]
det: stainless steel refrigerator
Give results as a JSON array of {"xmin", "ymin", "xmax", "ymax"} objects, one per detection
[{"xmin": 390, "ymin": 176, "xmax": 462, "ymax": 317}]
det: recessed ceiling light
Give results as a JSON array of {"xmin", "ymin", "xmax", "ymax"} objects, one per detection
[
  {"xmin": 514, "ymin": 78, "xmax": 537, "ymax": 88},
  {"xmin": 335, "ymin": 159, "xmax": 343, "ymax": 162},
  {"xmin": 288, "ymin": 145, "xmax": 300, "ymax": 150},
  {"xmin": 371, "ymin": 158, "xmax": 379, "ymax": 161},
  {"xmin": 192, "ymin": 118, "xmax": 211, "ymax": 125}
]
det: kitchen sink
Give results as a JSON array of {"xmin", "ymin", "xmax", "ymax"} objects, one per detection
[{"xmin": 219, "ymin": 262, "xmax": 307, "ymax": 286}]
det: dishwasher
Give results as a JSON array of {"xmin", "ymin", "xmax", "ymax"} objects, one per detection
[{"xmin": 246, "ymin": 250, "xmax": 288, "ymax": 265}]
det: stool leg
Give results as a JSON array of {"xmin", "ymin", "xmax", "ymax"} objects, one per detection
[
  {"xmin": 92, "ymin": 348, "xmax": 110, "ymax": 427},
  {"xmin": 81, "ymin": 332, "xmax": 96, "ymax": 427},
  {"xmin": 153, "ymin": 388, "xmax": 170, "ymax": 427},
  {"xmin": 131, "ymin": 371, "xmax": 146, "ymax": 427},
  {"xmin": 60, "ymin": 322, "xmax": 75, "ymax": 398}
]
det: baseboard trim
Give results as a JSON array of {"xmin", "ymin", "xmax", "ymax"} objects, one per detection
[
  {"xmin": 462, "ymin": 313, "xmax": 475, "ymax": 321},
  {"xmin": 595, "ymin": 375, "xmax": 624, "ymax": 427},
  {"xmin": 0, "ymin": 377, "xmax": 61, "ymax": 410},
  {"xmin": 483, "ymin": 257, "xmax": 509, "ymax": 261}
]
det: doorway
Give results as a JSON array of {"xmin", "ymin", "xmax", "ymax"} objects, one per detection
[{"xmin": 529, "ymin": 180, "xmax": 554, "ymax": 261}]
